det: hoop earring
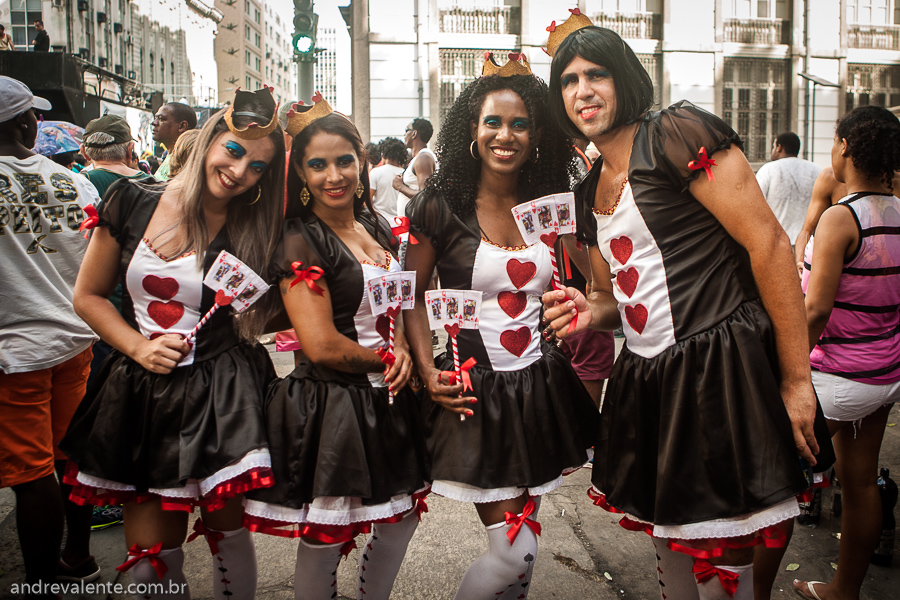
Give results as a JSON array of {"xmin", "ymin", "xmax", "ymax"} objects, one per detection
[
  {"xmin": 247, "ymin": 185, "xmax": 261, "ymax": 205},
  {"xmin": 356, "ymin": 180, "xmax": 365, "ymax": 199},
  {"xmin": 300, "ymin": 185, "xmax": 310, "ymax": 205},
  {"xmin": 470, "ymin": 141, "xmax": 480, "ymax": 160}
]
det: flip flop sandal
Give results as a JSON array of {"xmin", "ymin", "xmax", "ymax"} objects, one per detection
[{"xmin": 793, "ymin": 580, "xmax": 825, "ymax": 600}]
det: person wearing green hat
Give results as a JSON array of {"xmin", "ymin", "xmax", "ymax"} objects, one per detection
[{"xmin": 81, "ymin": 114, "xmax": 149, "ymax": 200}]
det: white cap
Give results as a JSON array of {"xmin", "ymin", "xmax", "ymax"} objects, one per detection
[{"xmin": 0, "ymin": 76, "xmax": 52, "ymax": 123}]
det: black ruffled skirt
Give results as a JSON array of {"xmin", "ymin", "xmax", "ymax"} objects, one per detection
[
  {"xmin": 242, "ymin": 358, "xmax": 428, "ymax": 535},
  {"xmin": 592, "ymin": 300, "xmax": 834, "ymax": 531},
  {"xmin": 427, "ymin": 344, "xmax": 598, "ymax": 498},
  {"xmin": 60, "ymin": 342, "xmax": 276, "ymax": 510}
]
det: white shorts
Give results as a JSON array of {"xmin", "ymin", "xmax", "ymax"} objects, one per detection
[{"xmin": 811, "ymin": 370, "xmax": 900, "ymax": 422}]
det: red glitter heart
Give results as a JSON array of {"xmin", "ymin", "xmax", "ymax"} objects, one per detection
[
  {"xmin": 215, "ymin": 290, "xmax": 234, "ymax": 306},
  {"xmin": 498, "ymin": 291, "xmax": 527, "ymax": 318},
  {"xmin": 506, "ymin": 259, "xmax": 536, "ymax": 289},
  {"xmin": 610, "ymin": 236, "xmax": 633, "ymax": 264},
  {"xmin": 539, "ymin": 232, "xmax": 558, "ymax": 247},
  {"xmin": 375, "ymin": 315, "xmax": 390, "ymax": 341},
  {"xmin": 624, "ymin": 304, "xmax": 648, "ymax": 335},
  {"xmin": 386, "ymin": 305, "xmax": 401, "ymax": 319},
  {"xmin": 148, "ymin": 300, "xmax": 185, "ymax": 330},
  {"xmin": 444, "ymin": 323, "xmax": 461, "ymax": 338},
  {"xmin": 616, "ymin": 267, "xmax": 639, "ymax": 298},
  {"xmin": 142, "ymin": 275, "xmax": 179, "ymax": 301},
  {"xmin": 500, "ymin": 326, "xmax": 531, "ymax": 357}
]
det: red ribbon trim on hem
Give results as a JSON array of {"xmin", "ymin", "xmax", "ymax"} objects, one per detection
[
  {"xmin": 692, "ymin": 559, "xmax": 740, "ymax": 598},
  {"xmin": 504, "ymin": 497, "xmax": 542, "ymax": 545},
  {"xmin": 117, "ymin": 543, "xmax": 168, "ymax": 579},
  {"xmin": 688, "ymin": 147, "xmax": 717, "ymax": 182},
  {"xmin": 187, "ymin": 518, "xmax": 225, "ymax": 555},
  {"xmin": 391, "ymin": 217, "xmax": 419, "ymax": 244},
  {"xmin": 289, "ymin": 261, "xmax": 325, "ymax": 295},
  {"xmin": 79, "ymin": 204, "xmax": 99, "ymax": 238}
]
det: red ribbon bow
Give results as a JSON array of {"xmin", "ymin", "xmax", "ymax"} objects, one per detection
[
  {"xmin": 187, "ymin": 519, "xmax": 225, "ymax": 555},
  {"xmin": 289, "ymin": 261, "xmax": 325, "ymax": 296},
  {"xmin": 375, "ymin": 346, "xmax": 396, "ymax": 367},
  {"xmin": 116, "ymin": 543, "xmax": 168, "ymax": 579},
  {"xmin": 414, "ymin": 496, "xmax": 429, "ymax": 520},
  {"xmin": 457, "ymin": 356, "xmax": 476, "ymax": 392},
  {"xmin": 79, "ymin": 204, "xmax": 99, "ymax": 238},
  {"xmin": 688, "ymin": 147, "xmax": 717, "ymax": 182},
  {"xmin": 504, "ymin": 497, "xmax": 542, "ymax": 545},
  {"xmin": 692, "ymin": 560, "xmax": 739, "ymax": 597},
  {"xmin": 391, "ymin": 217, "xmax": 419, "ymax": 244}
]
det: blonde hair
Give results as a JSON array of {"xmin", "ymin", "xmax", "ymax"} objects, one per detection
[
  {"xmin": 166, "ymin": 103, "xmax": 285, "ymax": 341},
  {"xmin": 168, "ymin": 129, "xmax": 200, "ymax": 178}
]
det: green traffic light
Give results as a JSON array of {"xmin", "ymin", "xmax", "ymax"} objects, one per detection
[{"xmin": 293, "ymin": 34, "xmax": 314, "ymax": 53}]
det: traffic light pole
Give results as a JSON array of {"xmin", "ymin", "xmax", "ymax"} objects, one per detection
[{"xmin": 296, "ymin": 53, "xmax": 315, "ymax": 104}]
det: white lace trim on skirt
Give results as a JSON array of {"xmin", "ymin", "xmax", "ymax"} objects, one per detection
[
  {"xmin": 243, "ymin": 486, "xmax": 429, "ymax": 526},
  {"xmin": 432, "ymin": 476, "xmax": 563, "ymax": 503}
]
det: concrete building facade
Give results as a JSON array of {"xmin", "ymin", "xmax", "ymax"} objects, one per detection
[
  {"xmin": 349, "ymin": 0, "xmax": 900, "ymax": 167},
  {"xmin": 214, "ymin": 0, "xmax": 296, "ymax": 106}
]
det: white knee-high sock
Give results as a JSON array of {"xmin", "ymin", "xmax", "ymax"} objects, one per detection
[
  {"xmin": 129, "ymin": 547, "xmax": 191, "ymax": 600},
  {"xmin": 652, "ymin": 538, "xmax": 699, "ymax": 600},
  {"xmin": 294, "ymin": 538, "xmax": 344, "ymax": 600},
  {"xmin": 452, "ymin": 519, "xmax": 539, "ymax": 600},
  {"xmin": 208, "ymin": 527, "xmax": 257, "ymax": 600},
  {"xmin": 357, "ymin": 509, "xmax": 419, "ymax": 600},
  {"xmin": 695, "ymin": 563, "xmax": 753, "ymax": 600},
  {"xmin": 497, "ymin": 497, "xmax": 541, "ymax": 600}
]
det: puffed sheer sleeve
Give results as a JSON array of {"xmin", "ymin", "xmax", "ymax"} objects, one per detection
[
  {"xmin": 647, "ymin": 100, "xmax": 744, "ymax": 193},
  {"xmin": 270, "ymin": 217, "xmax": 327, "ymax": 283},
  {"xmin": 405, "ymin": 191, "xmax": 450, "ymax": 252},
  {"xmin": 95, "ymin": 178, "xmax": 143, "ymax": 244}
]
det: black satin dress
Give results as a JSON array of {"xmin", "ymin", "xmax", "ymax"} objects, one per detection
[
  {"xmin": 60, "ymin": 179, "xmax": 276, "ymax": 510},
  {"xmin": 574, "ymin": 101, "xmax": 834, "ymax": 538}
]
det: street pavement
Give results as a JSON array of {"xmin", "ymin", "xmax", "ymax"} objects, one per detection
[{"xmin": 1, "ymin": 339, "xmax": 899, "ymax": 599}]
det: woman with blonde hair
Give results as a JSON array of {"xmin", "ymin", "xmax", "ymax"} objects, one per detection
[{"xmin": 167, "ymin": 128, "xmax": 200, "ymax": 179}]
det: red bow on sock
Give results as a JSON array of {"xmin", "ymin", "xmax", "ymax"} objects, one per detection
[
  {"xmin": 504, "ymin": 497, "xmax": 542, "ymax": 545},
  {"xmin": 289, "ymin": 261, "xmax": 325, "ymax": 295},
  {"xmin": 391, "ymin": 217, "xmax": 419, "ymax": 244},
  {"xmin": 692, "ymin": 560, "xmax": 739, "ymax": 598},
  {"xmin": 688, "ymin": 147, "xmax": 717, "ymax": 182},
  {"xmin": 116, "ymin": 543, "xmax": 168, "ymax": 579},
  {"xmin": 187, "ymin": 519, "xmax": 225, "ymax": 555},
  {"xmin": 79, "ymin": 204, "xmax": 99, "ymax": 238}
]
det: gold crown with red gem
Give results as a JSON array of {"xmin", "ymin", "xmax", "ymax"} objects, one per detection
[
  {"xmin": 224, "ymin": 85, "xmax": 281, "ymax": 140},
  {"xmin": 285, "ymin": 92, "xmax": 334, "ymax": 138},
  {"xmin": 545, "ymin": 8, "xmax": 594, "ymax": 57},
  {"xmin": 482, "ymin": 52, "xmax": 533, "ymax": 77}
]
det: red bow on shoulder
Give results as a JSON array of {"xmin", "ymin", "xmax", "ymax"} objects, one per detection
[
  {"xmin": 187, "ymin": 518, "xmax": 225, "ymax": 555},
  {"xmin": 688, "ymin": 147, "xmax": 717, "ymax": 182},
  {"xmin": 116, "ymin": 543, "xmax": 168, "ymax": 579},
  {"xmin": 504, "ymin": 497, "xmax": 542, "ymax": 545},
  {"xmin": 692, "ymin": 560, "xmax": 739, "ymax": 598},
  {"xmin": 391, "ymin": 217, "xmax": 419, "ymax": 244},
  {"xmin": 79, "ymin": 204, "xmax": 99, "ymax": 238},
  {"xmin": 290, "ymin": 261, "xmax": 325, "ymax": 296}
]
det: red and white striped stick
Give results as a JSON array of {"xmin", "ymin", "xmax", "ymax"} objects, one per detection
[
  {"xmin": 184, "ymin": 304, "xmax": 220, "ymax": 343},
  {"xmin": 548, "ymin": 246, "xmax": 563, "ymax": 290},
  {"xmin": 388, "ymin": 315, "xmax": 395, "ymax": 405},
  {"xmin": 451, "ymin": 335, "xmax": 466, "ymax": 421}
]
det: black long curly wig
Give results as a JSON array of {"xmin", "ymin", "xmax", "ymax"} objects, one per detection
[
  {"xmin": 836, "ymin": 105, "xmax": 900, "ymax": 192},
  {"xmin": 424, "ymin": 74, "xmax": 577, "ymax": 217}
]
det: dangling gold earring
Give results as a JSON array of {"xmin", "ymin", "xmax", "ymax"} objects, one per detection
[
  {"xmin": 532, "ymin": 146, "xmax": 540, "ymax": 162},
  {"xmin": 247, "ymin": 185, "xmax": 261, "ymax": 205},
  {"xmin": 470, "ymin": 141, "xmax": 480, "ymax": 160},
  {"xmin": 300, "ymin": 185, "xmax": 310, "ymax": 205},
  {"xmin": 356, "ymin": 180, "xmax": 365, "ymax": 199}
]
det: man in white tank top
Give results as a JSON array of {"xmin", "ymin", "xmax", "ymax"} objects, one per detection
[{"xmin": 392, "ymin": 118, "xmax": 436, "ymax": 215}]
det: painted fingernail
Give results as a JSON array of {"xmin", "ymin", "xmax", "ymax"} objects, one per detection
[
  {"xmin": 469, "ymin": 398, "xmax": 478, "ymax": 404},
  {"xmin": 465, "ymin": 409, "xmax": 474, "ymax": 416}
]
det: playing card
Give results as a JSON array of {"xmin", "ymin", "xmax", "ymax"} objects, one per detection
[
  {"xmin": 203, "ymin": 251, "xmax": 270, "ymax": 313},
  {"xmin": 512, "ymin": 204, "xmax": 540, "ymax": 245},
  {"xmin": 461, "ymin": 290, "xmax": 483, "ymax": 329}
]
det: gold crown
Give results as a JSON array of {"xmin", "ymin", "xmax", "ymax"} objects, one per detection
[
  {"xmin": 285, "ymin": 92, "xmax": 334, "ymax": 137},
  {"xmin": 482, "ymin": 52, "xmax": 533, "ymax": 77},
  {"xmin": 545, "ymin": 8, "xmax": 593, "ymax": 57},
  {"xmin": 224, "ymin": 85, "xmax": 281, "ymax": 140}
]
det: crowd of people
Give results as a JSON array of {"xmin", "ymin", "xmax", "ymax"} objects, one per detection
[{"xmin": 1, "ymin": 9, "xmax": 899, "ymax": 600}]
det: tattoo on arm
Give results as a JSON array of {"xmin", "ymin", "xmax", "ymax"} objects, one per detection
[
  {"xmin": 280, "ymin": 281, "xmax": 291, "ymax": 296},
  {"xmin": 344, "ymin": 354, "xmax": 379, "ymax": 373}
]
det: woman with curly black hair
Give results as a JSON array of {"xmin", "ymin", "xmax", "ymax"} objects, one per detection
[
  {"xmin": 404, "ymin": 62, "xmax": 599, "ymax": 599},
  {"xmin": 794, "ymin": 106, "xmax": 900, "ymax": 599}
]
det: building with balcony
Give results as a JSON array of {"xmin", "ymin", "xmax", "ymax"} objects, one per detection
[
  {"xmin": 347, "ymin": 0, "xmax": 900, "ymax": 167},
  {"xmin": 0, "ymin": 0, "xmax": 221, "ymax": 107},
  {"xmin": 213, "ymin": 0, "xmax": 296, "ymax": 107}
]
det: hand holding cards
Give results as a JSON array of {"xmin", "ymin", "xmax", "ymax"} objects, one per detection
[
  {"xmin": 186, "ymin": 251, "xmax": 271, "ymax": 343},
  {"xmin": 366, "ymin": 271, "xmax": 416, "ymax": 404}
]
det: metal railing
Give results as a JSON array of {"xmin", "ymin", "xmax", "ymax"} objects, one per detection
[
  {"xmin": 723, "ymin": 18, "xmax": 789, "ymax": 45},
  {"xmin": 848, "ymin": 24, "xmax": 900, "ymax": 50},
  {"xmin": 588, "ymin": 11, "xmax": 661, "ymax": 40},
  {"xmin": 439, "ymin": 7, "xmax": 514, "ymax": 35}
]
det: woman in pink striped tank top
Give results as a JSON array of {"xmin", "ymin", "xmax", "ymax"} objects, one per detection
[{"xmin": 797, "ymin": 105, "xmax": 900, "ymax": 600}]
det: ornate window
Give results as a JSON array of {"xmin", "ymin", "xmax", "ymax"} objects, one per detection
[
  {"xmin": 722, "ymin": 57, "xmax": 790, "ymax": 162},
  {"xmin": 846, "ymin": 63, "xmax": 900, "ymax": 109}
]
